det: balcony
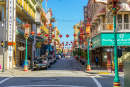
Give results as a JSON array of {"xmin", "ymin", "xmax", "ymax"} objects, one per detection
[
  {"xmin": 36, "ymin": 4, "xmax": 43, "ymax": 12},
  {"xmin": 91, "ymin": 23, "xmax": 130, "ymax": 38},
  {"xmin": 0, "ymin": 0, "xmax": 6, "ymax": 5}
]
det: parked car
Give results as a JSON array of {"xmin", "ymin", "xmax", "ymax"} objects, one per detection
[
  {"xmin": 33, "ymin": 57, "xmax": 49, "ymax": 70},
  {"xmin": 56, "ymin": 55, "xmax": 61, "ymax": 59},
  {"xmin": 47, "ymin": 55, "xmax": 55, "ymax": 64}
]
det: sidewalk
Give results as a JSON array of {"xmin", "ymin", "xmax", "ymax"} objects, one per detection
[
  {"xmin": 75, "ymin": 59, "xmax": 124, "ymax": 76},
  {"xmin": 0, "ymin": 66, "xmax": 32, "ymax": 76}
]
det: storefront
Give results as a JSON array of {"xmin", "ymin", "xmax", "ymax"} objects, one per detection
[{"xmin": 91, "ymin": 33, "xmax": 130, "ymax": 71}]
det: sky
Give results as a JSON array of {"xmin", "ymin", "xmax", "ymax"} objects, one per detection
[{"xmin": 42, "ymin": 0, "xmax": 88, "ymax": 48}]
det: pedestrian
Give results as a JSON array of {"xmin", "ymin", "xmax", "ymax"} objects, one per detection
[{"xmin": 95, "ymin": 56, "xmax": 99, "ymax": 67}]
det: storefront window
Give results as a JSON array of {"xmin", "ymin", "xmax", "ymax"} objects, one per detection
[{"xmin": 102, "ymin": 48, "xmax": 107, "ymax": 62}]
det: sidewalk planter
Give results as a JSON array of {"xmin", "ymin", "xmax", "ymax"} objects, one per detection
[
  {"xmin": 81, "ymin": 59, "xmax": 85, "ymax": 65},
  {"xmin": 82, "ymin": 62, "xmax": 85, "ymax": 65}
]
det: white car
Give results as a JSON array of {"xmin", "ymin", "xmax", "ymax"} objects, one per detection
[{"xmin": 65, "ymin": 54, "xmax": 70, "ymax": 59}]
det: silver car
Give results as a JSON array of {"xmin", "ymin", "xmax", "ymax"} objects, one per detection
[{"xmin": 33, "ymin": 57, "xmax": 49, "ymax": 70}]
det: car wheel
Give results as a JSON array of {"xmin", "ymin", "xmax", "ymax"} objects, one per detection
[
  {"xmin": 45, "ymin": 66, "xmax": 48, "ymax": 70},
  {"xmin": 33, "ymin": 68, "xmax": 37, "ymax": 71}
]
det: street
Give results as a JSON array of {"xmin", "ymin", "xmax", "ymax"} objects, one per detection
[{"xmin": 0, "ymin": 58, "xmax": 124, "ymax": 87}]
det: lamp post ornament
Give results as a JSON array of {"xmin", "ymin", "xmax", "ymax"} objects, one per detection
[{"xmin": 94, "ymin": 0, "xmax": 121, "ymax": 86}]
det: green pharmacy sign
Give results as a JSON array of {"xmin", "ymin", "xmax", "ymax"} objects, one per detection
[{"xmin": 92, "ymin": 33, "xmax": 130, "ymax": 48}]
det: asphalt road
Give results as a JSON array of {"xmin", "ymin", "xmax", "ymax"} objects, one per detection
[{"xmin": 0, "ymin": 57, "xmax": 124, "ymax": 87}]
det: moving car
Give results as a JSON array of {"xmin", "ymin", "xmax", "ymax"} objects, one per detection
[
  {"xmin": 33, "ymin": 57, "xmax": 49, "ymax": 70},
  {"xmin": 65, "ymin": 54, "xmax": 70, "ymax": 59}
]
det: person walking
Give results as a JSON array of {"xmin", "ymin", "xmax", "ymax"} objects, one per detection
[{"xmin": 95, "ymin": 56, "xmax": 99, "ymax": 67}]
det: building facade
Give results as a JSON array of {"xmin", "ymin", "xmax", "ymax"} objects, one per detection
[
  {"xmin": 0, "ymin": 0, "xmax": 49, "ymax": 69},
  {"xmin": 85, "ymin": 0, "xmax": 130, "ymax": 71}
]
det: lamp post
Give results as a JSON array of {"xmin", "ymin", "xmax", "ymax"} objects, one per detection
[
  {"xmin": 23, "ymin": 22, "xmax": 30, "ymax": 71},
  {"xmin": 86, "ymin": 22, "xmax": 91, "ymax": 71},
  {"xmin": 108, "ymin": 0, "xmax": 120, "ymax": 86}
]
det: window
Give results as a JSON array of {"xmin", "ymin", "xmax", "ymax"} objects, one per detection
[
  {"xmin": 124, "ymin": 14, "xmax": 129, "ymax": 29},
  {"xmin": 117, "ymin": 14, "xmax": 122, "ymax": 23}
]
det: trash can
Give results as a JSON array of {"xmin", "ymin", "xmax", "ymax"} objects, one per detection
[{"xmin": 23, "ymin": 61, "xmax": 28, "ymax": 68}]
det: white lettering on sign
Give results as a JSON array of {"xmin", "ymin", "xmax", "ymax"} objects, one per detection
[
  {"xmin": 8, "ymin": 0, "xmax": 13, "ymax": 42},
  {"xmin": 94, "ymin": 0, "xmax": 108, "ymax": 3}
]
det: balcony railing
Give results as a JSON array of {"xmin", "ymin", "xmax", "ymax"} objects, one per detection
[
  {"xmin": 91, "ymin": 23, "xmax": 130, "ymax": 38},
  {"xmin": 0, "ymin": 0, "xmax": 5, "ymax": 2}
]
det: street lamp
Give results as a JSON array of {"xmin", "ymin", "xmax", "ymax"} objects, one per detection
[
  {"xmin": 86, "ymin": 22, "xmax": 91, "ymax": 71},
  {"xmin": 108, "ymin": 0, "xmax": 121, "ymax": 86},
  {"xmin": 23, "ymin": 22, "xmax": 30, "ymax": 71}
]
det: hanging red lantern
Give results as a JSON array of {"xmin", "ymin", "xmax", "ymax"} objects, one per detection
[
  {"xmin": 69, "ymin": 44, "xmax": 70, "ymax": 45},
  {"xmin": 44, "ymin": 34, "xmax": 48, "ymax": 37},
  {"xmin": 71, "ymin": 41, "xmax": 73, "ymax": 43},
  {"xmin": 73, "ymin": 34, "xmax": 77, "ymax": 37},
  {"xmin": 74, "ymin": 41, "xmax": 77, "ymax": 43},
  {"xmin": 31, "ymin": 31, "xmax": 35, "ymax": 35},
  {"xmin": 38, "ymin": 33, "xmax": 41, "ymax": 36},
  {"xmin": 54, "ymin": 42, "xmax": 56, "ymax": 45},
  {"xmin": 66, "ymin": 34, "xmax": 69, "ymax": 38},
  {"xmin": 45, "ymin": 40, "xmax": 48, "ymax": 42},
  {"xmin": 52, "ymin": 35, "xmax": 55, "ymax": 38},
  {"xmin": 66, "ymin": 42, "xmax": 68, "ymax": 44},
  {"xmin": 80, "ymin": 33, "xmax": 84, "ymax": 36},
  {"xmin": 49, "ymin": 41, "xmax": 52, "ymax": 43},
  {"xmin": 59, "ymin": 35, "xmax": 62, "ymax": 38}
]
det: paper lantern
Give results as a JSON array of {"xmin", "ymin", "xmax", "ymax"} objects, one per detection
[
  {"xmin": 59, "ymin": 35, "xmax": 62, "ymax": 38},
  {"xmin": 73, "ymin": 34, "xmax": 77, "ymax": 37},
  {"xmin": 52, "ymin": 35, "xmax": 55, "ymax": 38},
  {"xmin": 44, "ymin": 34, "xmax": 48, "ymax": 37},
  {"xmin": 38, "ymin": 33, "xmax": 41, "ymax": 36},
  {"xmin": 66, "ymin": 34, "xmax": 69, "ymax": 38},
  {"xmin": 31, "ymin": 31, "xmax": 35, "ymax": 35}
]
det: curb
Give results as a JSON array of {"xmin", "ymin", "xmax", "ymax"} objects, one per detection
[{"xmin": 74, "ymin": 59, "xmax": 86, "ymax": 72}]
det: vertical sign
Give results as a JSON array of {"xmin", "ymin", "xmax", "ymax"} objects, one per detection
[
  {"xmin": 8, "ymin": 0, "xmax": 13, "ymax": 42},
  {"xmin": 13, "ymin": 0, "xmax": 16, "ymax": 43}
]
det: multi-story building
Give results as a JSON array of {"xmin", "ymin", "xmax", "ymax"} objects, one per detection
[
  {"xmin": 0, "ymin": 0, "xmax": 48, "ymax": 69},
  {"xmin": 85, "ymin": 0, "xmax": 130, "ymax": 71}
]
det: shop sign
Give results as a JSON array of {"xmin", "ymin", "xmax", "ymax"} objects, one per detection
[
  {"xmin": 101, "ymin": 33, "xmax": 130, "ymax": 46},
  {"xmin": 94, "ymin": 0, "xmax": 108, "ymax": 3},
  {"xmin": 36, "ymin": 42, "xmax": 41, "ymax": 48},
  {"xmin": 92, "ymin": 34, "xmax": 101, "ymax": 48},
  {"xmin": 18, "ymin": 47, "xmax": 25, "ymax": 51}
]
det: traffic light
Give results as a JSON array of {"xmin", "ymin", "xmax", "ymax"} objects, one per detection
[
  {"xmin": 90, "ymin": 42, "xmax": 92, "ymax": 48},
  {"xmin": 1, "ymin": 41, "xmax": 3, "ymax": 47}
]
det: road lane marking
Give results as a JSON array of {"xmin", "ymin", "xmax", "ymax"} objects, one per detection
[
  {"xmin": 5, "ymin": 85, "xmax": 86, "ymax": 87},
  {"xmin": 91, "ymin": 76, "xmax": 102, "ymax": 87},
  {"xmin": 0, "ymin": 76, "xmax": 13, "ymax": 84}
]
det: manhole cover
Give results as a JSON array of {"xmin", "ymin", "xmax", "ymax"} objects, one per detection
[
  {"xmin": 45, "ymin": 78, "xmax": 59, "ymax": 81},
  {"xmin": 31, "ymin": 78, "xmax": 59, "ymax": 82}
]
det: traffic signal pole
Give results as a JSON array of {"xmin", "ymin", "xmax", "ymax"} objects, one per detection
[
  {"xmin": 2, "ymin": 19, "xmax": 5, "ymax": 72},
  {"xmin": 87, "ymin": 36, "xmax": 91, "ymax": 71}
]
